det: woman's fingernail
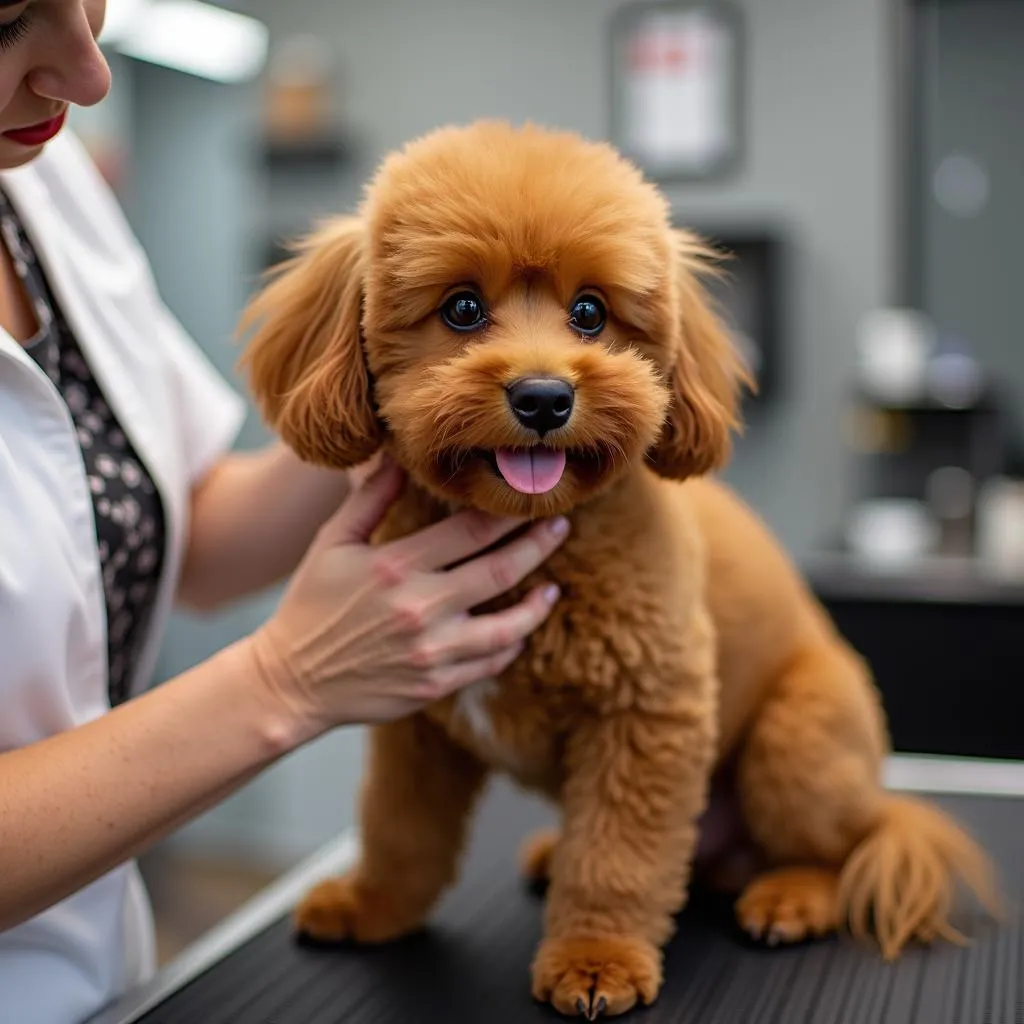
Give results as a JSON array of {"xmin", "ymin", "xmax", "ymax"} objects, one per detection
[
  {"xmin": 542, "ymin": 584, "xmax": 561, "ymax": 604},
  {"xmin": 549, "ymin": 516, "xmax": 570, "ymax": 539}
]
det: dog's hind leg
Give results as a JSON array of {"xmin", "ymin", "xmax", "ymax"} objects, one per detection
[
  {"xmin": 734, "ymin": 640, "xmax": 999, "ymax": 958},
  {"xmin": 294, "ymin": 712, "xmax": 489, "ymax": 944},
  {"xmin": 520, "ymin": 827, "xmax": 559, "ymax": 887}
]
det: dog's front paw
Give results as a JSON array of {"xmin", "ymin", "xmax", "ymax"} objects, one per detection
[
  {"xmin": 293, "ymin": 873, "xmax": 422, "ymax": 945},
  {"xmin": 531, "ymin": 934, "xmax": 662, "ymax": 1019}
]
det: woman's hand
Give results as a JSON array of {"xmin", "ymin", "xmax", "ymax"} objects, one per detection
[
  {"xmin": 0, "ymin": 453, "xmax": 565, "ymax": 932},
  {"xmin": 246, "ymin": 455, "xmax": 568, "ymax": 741}
]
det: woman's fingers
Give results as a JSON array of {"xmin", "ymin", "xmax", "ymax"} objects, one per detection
[
  {"xmin": 411, "ymin": 584, "xmax": 560, "ymax": 672},
  {"xmin": 435, "ymin": 517, "xmax": 569, "ymax": 613},
  {"xmin": 315, "ymin": 456, "xmax": 406, "ymax": 548},
  {"xmin": 381, "ymin": 506, "xmax": 554, "ymax": 575}
]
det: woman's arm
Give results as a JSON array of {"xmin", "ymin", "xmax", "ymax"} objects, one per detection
[
  {"xmin": 0, "ymin": 461, "xmax": 567, "ymax": 933},
  {"xmin": 0, "ymin": 639, "xmax": 290, "ymax": 932},
  {"xmin": 177, "ymin": 441, "xmax": 354, "ymax": 611}
]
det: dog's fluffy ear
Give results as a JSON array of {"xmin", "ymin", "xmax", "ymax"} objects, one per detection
[
  {"xmin": 237, "ymin": 215, "xmax": 383, "ymax": 468},
  {"xmin": 647, "ymin": 229, "xmax": 754, "ymax": 479}
]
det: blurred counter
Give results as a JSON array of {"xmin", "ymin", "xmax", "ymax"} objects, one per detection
[{"xmin": 807, "ymin": 552, "xmax": 1024, "ymax": 761}]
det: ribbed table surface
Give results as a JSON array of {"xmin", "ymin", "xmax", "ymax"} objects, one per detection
[{"xmin": 139, "ymin": 780, "xmax": 1022, "ymax": 1023}]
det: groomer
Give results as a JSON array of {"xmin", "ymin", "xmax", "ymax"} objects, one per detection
[{"xmin": 0, "ymin": 2, "xmax": 568, "ymax": 1020}]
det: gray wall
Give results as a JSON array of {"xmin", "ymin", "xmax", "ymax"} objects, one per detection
[
  {"xmin": 917, "ymin": 0, "xmax": 1024, "ymax": 409},
  {"xmin": 127, "ymin": 0, "xmax": 901, "ymax": 865}
]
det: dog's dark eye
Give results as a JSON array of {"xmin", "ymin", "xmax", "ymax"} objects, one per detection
[
  {"xmin": 569, "ymin": 295, "xmax": 606, "ymax": 337},
  {"xmin": 441, "ymin": 291, "xmax": 486, "ymax": 332}
]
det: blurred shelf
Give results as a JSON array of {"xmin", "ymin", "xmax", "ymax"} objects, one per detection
[
  {"xmin": 254, "ymin": 132, "xmax": 358, "ymax": 174},
  {"xmin": 850, "ymin": 390, "xmax": 999, "ymax": 416},
  {"xmin": 805, "ymin": 550, "xmax": 1024, "ymax": 606}
]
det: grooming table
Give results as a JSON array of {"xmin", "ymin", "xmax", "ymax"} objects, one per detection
[{"xmin": 89, "ymin": 758, "xmax": 1024, "ymax": 1024}]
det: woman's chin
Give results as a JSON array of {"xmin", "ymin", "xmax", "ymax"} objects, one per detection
[{"xmin": 0, "ymin": 139, "xmax": 46, "ymax": 171}]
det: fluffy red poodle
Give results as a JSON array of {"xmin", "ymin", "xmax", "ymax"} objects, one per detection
[{"xmin": 237, "ymin": 119, "xmax": 998, "ymax": 1019}]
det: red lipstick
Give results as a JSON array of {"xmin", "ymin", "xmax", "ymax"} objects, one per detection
[{"xmin": 3, "ymin": 110, "xmax": 67, "ymax": 147}]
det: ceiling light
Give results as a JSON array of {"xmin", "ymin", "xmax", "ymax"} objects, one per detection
[
  {"xmin": 109, "ymin": 0, "xmax": 269, "ymax": 84},
  {"xmin": 98, "ymin": 0, "xmax": 150, "ymax": 45}
]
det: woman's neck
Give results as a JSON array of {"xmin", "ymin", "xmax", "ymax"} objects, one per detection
[{"xmin": 0, "ymin": 238, "xmax": 39, "ymax": 344}]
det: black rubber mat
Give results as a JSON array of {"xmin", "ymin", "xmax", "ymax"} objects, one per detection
[{"xmin": 139, "ymin": 779, "xmax": 1023, "ymax": 1023}]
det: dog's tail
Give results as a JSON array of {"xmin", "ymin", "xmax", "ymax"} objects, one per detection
[{"xmin": 836, "ymin": 793, "xmax": 1001, "ymax": 960}]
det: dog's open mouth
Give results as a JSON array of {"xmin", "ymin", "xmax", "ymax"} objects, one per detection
[
  {"xmin": 433, "ymin": 445, "xmax": 610, "ymax": 499},
  {"xmin": 471, "ymin": 446, "xmax": 608, "ymax": 493},
  {"xmin": 490, "ymin": 447, "xmax": 566, "ymax": 495}
]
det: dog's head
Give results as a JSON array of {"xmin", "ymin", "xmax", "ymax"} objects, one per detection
[{"xmin": 239, "ymin": 120, "xmax": 752, "ymax": 517}]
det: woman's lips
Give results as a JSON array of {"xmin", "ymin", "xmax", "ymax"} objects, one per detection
[{"xmin": 2, "ymin": 110, "xmax": 67, "ymax": 147}]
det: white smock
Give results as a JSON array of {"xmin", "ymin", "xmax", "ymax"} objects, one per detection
[{"xmin": 0, "ymin": 130, "xmax": 246, "ymax": 1023}]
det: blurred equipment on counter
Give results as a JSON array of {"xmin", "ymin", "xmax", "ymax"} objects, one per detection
[
  {"xmin": 845, "ymin": 498, "xmax": 939, "ymax": 570},
  {"xmin": 976, "ymin": 476, "xmax": 1024, "ymax": 580},
  {"xmin": 842, "ymin": 306, "xmax": 1018, "ymax": 569},
  {"xmin": 855, "ymin": 307, "xmax": 935, "ymax": 407}
]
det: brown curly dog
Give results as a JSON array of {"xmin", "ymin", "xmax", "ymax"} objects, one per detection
[{"xmin": 237, "ymin": 119, "xmax": 999, "ymax": 1020}]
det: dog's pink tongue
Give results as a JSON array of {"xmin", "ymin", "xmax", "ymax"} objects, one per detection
[{"xmin": 494, "ymin": 448, "xmax": 567, "ymax": 494}]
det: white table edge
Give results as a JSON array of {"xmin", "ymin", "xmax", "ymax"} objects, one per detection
[{"xmin": 86, "ymin": 830, "xmax": 361, "ymax": 1024}]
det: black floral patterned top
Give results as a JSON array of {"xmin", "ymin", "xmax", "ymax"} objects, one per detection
[{"xmin": 0, "ymin": 187, "xmax": 167, "ymax": 708}]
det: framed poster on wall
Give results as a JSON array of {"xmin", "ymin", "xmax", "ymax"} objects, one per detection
[{"xmin": 609, "ymin": 0, "xmax": 744, "ymax": 181}]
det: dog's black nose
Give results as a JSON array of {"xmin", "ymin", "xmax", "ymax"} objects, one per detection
[{"xmin": 507, "ymin": 377, "xmax": 575, "ymax": 436}]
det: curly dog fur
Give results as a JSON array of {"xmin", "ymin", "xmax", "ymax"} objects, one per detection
[{"xmin": 238, "ymin": 120, "xmax": 999, "ymax": 1019}]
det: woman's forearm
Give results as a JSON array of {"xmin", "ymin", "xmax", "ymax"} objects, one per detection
[
  {"xmin": 0, "ymin": 639, "xmax": 302, "ymax": 933},
  {"xmin": 178, "ymin": 442, "xmax": 352, "ymax": 610}
]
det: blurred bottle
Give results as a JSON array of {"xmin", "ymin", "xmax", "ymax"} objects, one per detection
[
  {"xmin": 925, "ymin": 465, "xmax": 975, "ymax": 558},
  {"xmin": 845, "ymin": 498, "xmax": 939, "ymax": 569},
  {"xmin": 265, "ymin": 35, "xmax": 335, "ymax": 141},
  {"xmin": 977, "ymin": 476, "xmax": 1024, "ymax": 580},
  {"xmin": 926, "ymin": 334, "xmax": 985, "ymax": 410},
  {"xmin": 855, "ymin": 308, "xmax": 935, "ymax": 406}
]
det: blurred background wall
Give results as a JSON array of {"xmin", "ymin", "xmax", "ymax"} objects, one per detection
[
  {"xmin": 913, "ymin": 0, "xmax": 1024, "ymax": 404},
  {"xmin": 68, "ymin": 0, "xmax": 1024, "ymax": 888}
]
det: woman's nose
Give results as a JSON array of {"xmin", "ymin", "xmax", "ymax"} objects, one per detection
[{"xmin": 26, "ymin": 11, "xmax": 112, "ymax": 109}]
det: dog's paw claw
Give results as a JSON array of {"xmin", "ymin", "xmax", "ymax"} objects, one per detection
[
  {"xmin": 737, "ymin": 867, "xmax": 841, "ymax": 947},
  {"xmin": 532, "ymin": 934, "xmax": 661, "ymax": 1018},
  {"xmin": 573, "ymin": 991, "xmax": 609, "ymax": 1019}
]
